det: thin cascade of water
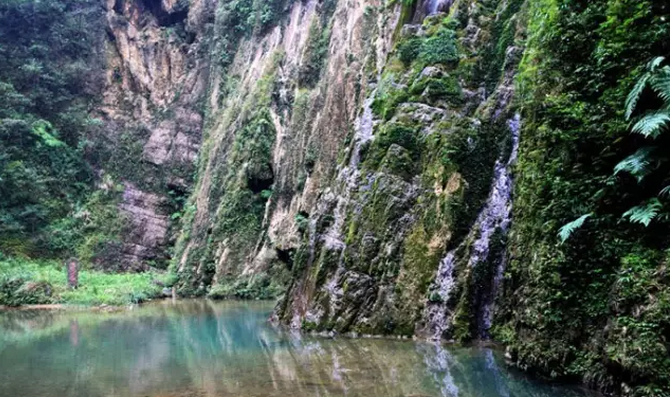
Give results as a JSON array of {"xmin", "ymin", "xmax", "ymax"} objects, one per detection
[
  {"xmin": 422, "ymin": 114, "xmax": 521, "ymax": 341},
  {"xmin": 423, "ymin": 251, "xmax": 457, "ymax": 340},
  {"xmin": 466, "ymin": 114, "xmax": 520, "ymax": 271},
  {"xmin": 477, "ymin": 114, "xmax": 520, "ymax": 337},
  {"xmin": 426, "ymin": 0, "xmax": 454, "ymax": 15}
]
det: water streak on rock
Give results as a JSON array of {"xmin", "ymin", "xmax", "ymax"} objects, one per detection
[
  {"xmin": 422, "ymin": 113, "xmax": 521, "ymax": 341},
  {"xmin": 423, "ymin": 251, "xmax": 458, "ymax": 340},
  {"xmin": 426, "ymin": 0, "xmax": 454, "ymax": 15},
  {"xmin": 478, "ymin": 113, "xmax": 521, "ymax": 337},
  {"xmin": 307, "ymin": 94, "xmax": 378, "ymax": 324}
]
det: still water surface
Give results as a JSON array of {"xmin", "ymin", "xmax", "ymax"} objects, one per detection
[{"xmin": 0, "ymin": 300, "xmax": 595, "ymax": 397}]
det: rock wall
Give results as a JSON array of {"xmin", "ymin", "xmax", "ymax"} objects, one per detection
[
  {"xmin": 169, "ymin": 0, "xmax": 525, "ymax": 333},
  {"xmin": 93, "ymin": 0, "xmax": 210, "ymax": 269},
  {"xmin": 173, "ymin": 0, "xmax": 401, "ymax": 296},
  {"xmin": 161, "ymin": 0, "xmax": 670, "ymax": 395},
  {"xmin": 273, "ymin": 0, "xmax": 526, "ymax": 339},
  {"xmin": 168, "ymin": 0, "xmax": 525, "ymax": 338}
]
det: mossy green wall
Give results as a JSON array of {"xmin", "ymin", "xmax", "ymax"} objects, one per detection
[
  {"xmin": 277, "ymin": 0, "xmax": 526, "ymax": 339},
  {"xmin": 498, "ymin": 1, "xmax": 670, "ymax": 395}
]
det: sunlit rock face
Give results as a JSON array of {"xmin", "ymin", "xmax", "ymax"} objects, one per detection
[
  {"xmin": 167, "ymin": 0, "xmax": 526, "ymax": 336},
  {"xmin": 171, "ymin": 0, "xmax": 401, "ymax": 296},
  {"xmin": 271, "ymin": 1, "xmax": 525, "ymax": 342}
]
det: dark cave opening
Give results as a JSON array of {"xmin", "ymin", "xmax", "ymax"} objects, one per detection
[
  {"xmin": 275, "ymin": 247, "xmax": 295, "ymax": 269},
  {"xmin": 247, "ymin": 165, "xmax": 275, "ymax": 194},
  {"xmin": 138, "ymin": 0, "xmax": 188, "ymax": 27}
]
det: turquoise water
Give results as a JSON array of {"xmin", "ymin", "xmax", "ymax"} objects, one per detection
[{"xmin": 0, "ymin": 300, "xmax": 596, "ymax": 397}]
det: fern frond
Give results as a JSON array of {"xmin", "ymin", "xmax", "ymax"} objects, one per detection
[
  {"xmin": 614, "ymin": 147, "xmax": 655, "ymax": 182},
  {"xmin": 625, "ymin": 74, "xmax": 650, "ymax": 120},
  {"xmin": 631, "ymin": 111, "xmax": 670, "ymax": 139},
  {"xmin": 660, "ymin": 185, "xmax": 670, "ymax": 197},
  {"xmin": 622, "ymin": 199, "xmax": 663, "ymax": 227},
  {"xmin": 648, "ymin": 56, "xmax": 665, "ymax": 72},
  {"xmin": 650, "ymin": 69, "xmax": 670, "ymax": 103},
  {"xmin": 558, "ymin": 213, "xmax": 592, "ymax": 243}
]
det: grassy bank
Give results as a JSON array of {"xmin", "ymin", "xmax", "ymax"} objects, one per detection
[{"xmin": 0, "ymin": 257, "xmax": 168, "ymax": 307}]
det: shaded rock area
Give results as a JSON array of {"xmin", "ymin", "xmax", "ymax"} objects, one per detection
[{"xmin": 92, "ymin": 0, "xmax": 209, "ymax": 269}]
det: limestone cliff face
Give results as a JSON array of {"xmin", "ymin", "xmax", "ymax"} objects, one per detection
[
  {"xmin": 172, "ymin": 0, "xmax": 525, "ymax": 339},
  {"xmin": 274, "ymin": 0, "xmax": 525, "ymax": 339},
  {"xmin": 173, "ymin": 0, "xmax": 401, "ymax": 295},
  {"xmin": 94, "ymin": 0, "xmax": 209, "ymax": 269}
]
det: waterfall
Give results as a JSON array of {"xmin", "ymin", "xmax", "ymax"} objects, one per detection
[
  {"xmin": 422, "ymin": 251, "xmax": 458, "ymax": 340},
  {"xmin": 421, "ymin": 114, "xmax": 521, "ymax": 341},
  {"xmin": 426, "ymin": 0, "xmax": 454, "ymax": 15},
  {"xmin": 477, "ymin": 114, "xmax": 520, "ymax": 337}
]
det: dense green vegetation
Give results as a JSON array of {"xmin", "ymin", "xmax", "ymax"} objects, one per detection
[
  {"xmin": 213, "ymin": 0, "xmax": 295, "ymax": 99},
  {"xmin": 0, "ymin": 257, "xmax": 165, "ymax": 306},
  {"xmin": 173, "ymin": 51, "xmax": 290, "ymax": 298},
  {"xmin": 0, "ymin": 0, "xmax": 106, "ymax": 258},
  {"xmin": 499, "ymin": 1, "xmax": 670, "ymax": 395}
]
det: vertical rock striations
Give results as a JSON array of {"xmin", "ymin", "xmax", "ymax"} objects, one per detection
[
  {"xmin": 172, "ymin": 0, "xmax": 401, "ymax": 298},
  {"xmin": 274, "ymin": 0, "xmax": 525, "ymax": 341},
  {"xmin": 92, "ymin": 0, "xmax": 209, "ymax": 270}
]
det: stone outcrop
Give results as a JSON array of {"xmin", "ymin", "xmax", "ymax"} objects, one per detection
[
  {"xmin": 171, "ymin": 0, "xmax": 526, "ymax": 340},
  {"xmin": 95, "ymin": 0, "xmax": 209, "ymax": 269}
]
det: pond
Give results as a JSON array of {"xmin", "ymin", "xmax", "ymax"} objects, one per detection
[{"xmin": 0, "ymin": 300, "xmax": 596, "ymax": 397}]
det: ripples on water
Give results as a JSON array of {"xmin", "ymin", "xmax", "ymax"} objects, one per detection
[{"xmin": 0, "ymin": 300, "xmax": 595, "ymax": 397}]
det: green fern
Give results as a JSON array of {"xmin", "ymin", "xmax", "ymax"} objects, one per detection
[
  {"xmin": 625, "ymin": 57, "xmax": 670, "ymax": 121},
  {"xmin": 616, "ymin": 57, "xmax": 670, "ymax": 227},
  {"xmin": 625, "ymin": 73, "xmax": 650, "ymax": 120},
  {"xmin": 648, "ymin": 56, "xmax": 665, "ymax": 71},
  {"xmin": 614, "ymin": 147, "xmax": 656, "ymax": 182},
  {"xmin": 631, "ymin": 112, "xmax": 670, "ymax": 139},
  {"xmin": 622, "ymin": 199, "xmax": 663, "ymax": 227},
  {"xmin": 558, "ymin": 214, "xmax": 592, "ymax": 243},
  {"xmin": 649, "ymin": 68, "xmax": 670, "ymax": 102}
]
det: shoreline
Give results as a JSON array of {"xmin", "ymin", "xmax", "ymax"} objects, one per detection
[{"xmin": 0, "ymin": 302, "xmax": 146, "ymax": 312}]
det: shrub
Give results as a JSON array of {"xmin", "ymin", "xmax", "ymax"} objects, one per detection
[{"xmin": 418, "ymin": 28, "xmax": 459, "ymax": 66}]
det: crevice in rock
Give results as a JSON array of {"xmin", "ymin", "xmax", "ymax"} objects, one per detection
[
  {"xmin": 138, "ymin": 0, "xmax": 188, "ymax": 27},
  {"xmin": 248, "ymin": 165, "xmax": 275, "ymax": 194},
  {"xmin": 276, "ymin": 247, "xmax": 295, "ymax": 269},
  {"xmin": 113, "ymin": 0, "xmax": 124, "ymax": 15}
]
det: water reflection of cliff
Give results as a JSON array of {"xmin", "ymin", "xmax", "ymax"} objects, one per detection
[{"xmin": 0, "ymin": 301, "xmax": 594, "ymax": 397}]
